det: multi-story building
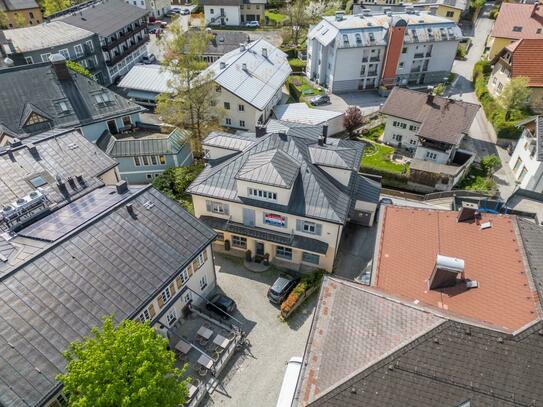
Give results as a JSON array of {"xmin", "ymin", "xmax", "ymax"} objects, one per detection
[
  {"xmin": 0, "ymin": 53, "xmax": 144, "ymax": 144},
  {"xmin": 125, "ymin": 0, "xmax": 170, "ymax": 18},
  {"xmin": 354, "ymin": 0, "xmax": 468, "ymax": 23},
  {"xmin": 0, "ymin": 0, "xmax": 42, "ymax": 28},
  {"xmin": 187, "ymin": 124, "xmax": 381, "ymax": 273},
  {"xmin": 59, "ymin": 0, "xmax": 150, "ymax": 85},
  {"xmin": 306, "ymin": 10, "xmax": 461, "ymax": 93},
  {"xmin": 488, "ymin": 38, "xmax": 543, "ymax": 113},
  {"xmin": 488, "ymin": 2, "xmax": 543, "ymax": 60},
  {"xmin": 509, "ymin": 116, "xmax": 543, "ymax": 192},
  {"xmin": 203, "ymin": 38, "xmax": 291, "ymax": 131},
  {"xmin": 201, "ymin": 0, "xmax": 266, "ymax": 26},
  {"xmin": 0, "ymin": 21, "xmax": 107, "ymax": 81}
]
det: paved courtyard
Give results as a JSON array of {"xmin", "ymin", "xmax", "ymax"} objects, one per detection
[
  {"xmin": 314, "ymin": 91, "xmax": 387, "ymax": 116},
  {"xmin": 204, "ymin": 253, "xmax": 316, "ymax": 407}
]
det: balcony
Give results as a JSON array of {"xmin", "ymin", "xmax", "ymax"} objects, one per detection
[
  {"xmin": 369, "ymin": 56, "xmax": 380, "ymax": 62},
  {"xmin": 105, "ymin": 35, "xmax": 149, "ymax": 67},
  {"xmin": 414, "ymin": 52, "xmax": 425, "ymax": 59},
  {"xmin": 101, "ymin": 22, "xmax": 147, "ymax": 52}
]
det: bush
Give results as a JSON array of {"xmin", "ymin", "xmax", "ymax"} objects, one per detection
[
  {"xmin": 456, "ymin": 47, "xmax": 466, "ymax": 60},
  {"xmin": 280, "ymin": 270, "xmax": 324, "ymax": 316},
  {"xmin": 152, "ymin": 164, "xmax": 204, "ymax": 213},
  {"xmin": 288, "ymin": 58, "xmax": 307, "ymax": 73},
  {"xmin": 67, "ymin": 60, "xmax": 93, "ymax": 79}
]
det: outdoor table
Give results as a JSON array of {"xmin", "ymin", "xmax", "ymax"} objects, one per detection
[
  {"xmin": 213, "ymin": 334, "xmax": 229, "ymax": 349},
  {"xmin": 197, "ymin": 354, "xmax": 213, "ymax": 369},
  {"xmin": 175, "ymin": 339, "xmax": 192, "ymax": 354},
  {"xmin": 197, "ymin": 326, "xmax": 213, "ymax": 340},
  {"xmin": 188, "ymin": 384, "xmax": 198, "ymax": 399}
]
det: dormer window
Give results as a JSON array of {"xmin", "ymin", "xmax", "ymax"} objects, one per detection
[
  {"xmin": 25, "ymin": 113, "xmax": 49, "ymax": 126},
  {"xmin": 94, "ymin": 92, "xmax": 113, "ymax": 105},
  {"xmin": 513, "ymin": 26, "xmax": 523, "ymax": 32},
  {"xmin": 248, "ymin": 188, "xmax": 277, "ymax": 201}
]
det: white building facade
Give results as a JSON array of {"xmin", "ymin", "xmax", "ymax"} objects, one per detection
[
  {"xmin": 125, "ymin": 0, "xmax": 170, "ymax": 18},
  {"xmin": 509, "ymin": 117, "xmax": 543, "ymax": 192}
]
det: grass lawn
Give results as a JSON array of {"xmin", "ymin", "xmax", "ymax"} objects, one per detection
[
  {"xmin": 288, "ymin": 76, "xmax": 322, "ymax": 100},
  {"xmin": 362, "ymin": 123, "xmax": 384, "ymax": 141},
  {"xmin": 456, "ymin": 165, "xmax": 497, "ymax": 191},
  {"xmin": 265, "ymin": 10, "xmax": 288, "ymax": 24},
  {"xmin": 360, "ymin": 141, "xmax": 407, "ymax": 174}
]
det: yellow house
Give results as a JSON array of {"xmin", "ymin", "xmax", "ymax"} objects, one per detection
[
  {"xmin": 488, "ymin": 3, "xmax": 543, "ymax": 59},
  {"xmin": 0, "ymin": 0, "xmax": 43, "ymax": 28}
]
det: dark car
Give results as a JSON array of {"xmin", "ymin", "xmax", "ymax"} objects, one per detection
[
  {"xmin": 206, "ymin": 294, "xmax": 236, "ymax": 318},
  {"xmin": 180, "ymin": 8, "xmax": 190, "ymax": 15},
  {"xmin": 379, "ymin": 197, "xmax": 393, "ymax": 206},
  {"xmin": 267, "ymin": 275, "xmax": 299, "ymax": 304},
  {"xmin": 309, "ymin": 95, "xmax": 330, "ymax": 106}
]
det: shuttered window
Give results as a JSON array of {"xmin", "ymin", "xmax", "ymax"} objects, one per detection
[
  {"xmin": 148, "ymin": 303, "xmax": 156, "ymax": 318},
  {"xmin": 205, "ymin": 200, "xmax": 229, "ymax": 215},
  {"xmin": 296, "ymin": 219, "xmax": 322, "ymax": 235}
]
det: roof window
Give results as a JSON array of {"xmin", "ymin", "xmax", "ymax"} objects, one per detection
[{"xmin": 513, "ymin": 26, "xmax": 523, "ymax": 32}]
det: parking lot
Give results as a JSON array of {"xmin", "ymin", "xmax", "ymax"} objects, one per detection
[
  {"xmin": 314, "ymin": 90, "xmax": 387, "ymax": 115},
  {"xmin": 205, "ymin": 253, "xmax": 316, "ymax": 407}
]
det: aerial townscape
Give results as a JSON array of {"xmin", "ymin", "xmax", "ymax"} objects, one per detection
[{"xmin": 1, "ymin": 0, "xmax": 543, "ymax": 405}]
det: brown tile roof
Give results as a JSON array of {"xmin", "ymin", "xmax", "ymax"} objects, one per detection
[
  {"xmin": 504, "ymin": 39, "xmax": 543, "ymax": 87},
  {"xmin": 295, "ymin": 277, "xmax": 445, "ymax": 406},
  {"xmin": 373, "ymin": 206, "xmax": 541, "ymax": 333},
  {"xmin": 380, "ymin": 87, "xmax": 479, "ymax": 145},
  {"xmin": 491, "ymin": 3, "xmax": 543, "ymax": 40}
]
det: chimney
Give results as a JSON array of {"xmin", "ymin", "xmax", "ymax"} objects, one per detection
[
  {"xmin": 457, "ymin": 206, "xmax": 479, "ymax": 223},
  {"xmin": 220, "ymin": 61, "xmax": 226, "ymax": 69},
  {"xmin": 242, "ymin": 63, "xmax": 248, "ymax": 71},
  {"xmin": 426, "ymin": 86, "xmax": 435, "ymax": 104},
  {"xmin": 262, "ymin": 47, "xmax": 268, "ymax": 58},
  {"xmin": 318, "ymin": 137, "xmax": 324, "ymax": 146},
  {"xmin": 240, "ymin": 43, "xmax": 246, "ymax": 52},
  {"xmin": 126, "ymin": 203, "xmax": 137, "ymax": 219},
  {"xmin": 49, "ymin": 53, "xmax": 70, "ymax": 81},
  {"xmin": 27, "ymin": 143, "xmax": 38, "ymax": 157},
  {"xmin": 322, "ymin": 123, "xmax": 328, "ymax": 144},
  {"xmin": 116, "ymin": 180, "xmax": 129, "ymax": 194},
  {"xmin": 76, "ymin": 174, "xmax": 85, "ymax": 186},
  {"xmin": 335, "ymin": 11, "xmax": 345, "ymax": 21},
  {"xmin": 8, "ymin": 138, "xmax": 22, "ymax": 148},
  {"xmin": 67, "ymin": 176, "xmax": 77, "ymax": 189},
  {"xmin": 255, "ymin": 124, "xmax": 267, "ymax": 138},
  {"xmin": 428, "ymin": 255, "xmax": 465, "ymax": 290}
]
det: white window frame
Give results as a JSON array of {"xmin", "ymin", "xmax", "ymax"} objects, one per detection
[
  {"xmin": 74, "ymin": 44, "xmax": 84, "ymax": 57},
  {"xmin": 41, "ymin": 53, "xmax": 51, "ymax": 62},
  {"xmin": 86, "ymin": 40, "xmax": 94, "ymax": 52},
  {"xmin": 200, "ymin": 275, "xmax": 208, "ymax": 290},
  {"xmin": 240, "ymin": 120, "xmax": 246, "ymax": 128},
  {"xmin": 139, "ymin": 308, "xmax": 151, "ymax": 323},
  {"xmin": 276, "ymin": 246, "xmax": 292, "ymax": 260},
  {"xmin": 59, "ymin": 49, "xmax": 70, "ymax": 59},
  {"xmin": 302, "ymin": 221, "xmax": 316, "ymax": 234},
  {"xmin": 166, "ymin": 308, "xmax": 177, "ymax": 327},
  {"xmin": 161, "ymin": 286, "xmax": 172, "ymax": 304},
  {"xmin": 24, "ymin": 56, "xmax": 34, "ymax": 64}
]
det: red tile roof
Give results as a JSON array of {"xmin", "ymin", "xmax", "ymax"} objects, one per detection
[
  {"xmin": 374, "ymin": 206, "xmax": 541, "ymax": 333},
  {"xmin": 491, "ymin": 3, "xmax": 543, "ymax": 40},
  {"xmin": 505, "ymin": 39, "xmax": 543, "ymax": 87}
]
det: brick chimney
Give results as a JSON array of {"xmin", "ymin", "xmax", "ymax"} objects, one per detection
[{"xmin": 49, "ymin": 53, "xmax": 70, "ymax": 81}]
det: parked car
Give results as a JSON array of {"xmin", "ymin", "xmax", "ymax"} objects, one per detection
[
  {"xmin": 141, "ymin": 54, "xmax": 157, "ymax": 64},
  {"xmin": 180, "ymin": 8, "xmax": 190, "ymax": 15},
  {"xmin": 245, "ymin": 20, "xmax": 260, "ymax": 28},
  {"xmin": 206, "ymin": 294, "xmax": 237, "ymax": 318},
  {"xmin": 267, "ymin": 275, "xmax": 299, "ymax": 305},
  {"xmin": 379, "ymin": 197, "xmax": 393, "ymax": 206},
  {"xmin": 309, "ymin": 95, "xmax": 330, "ymax": 106}
]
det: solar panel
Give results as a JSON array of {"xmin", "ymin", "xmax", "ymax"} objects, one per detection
[{"xmin": 19, "ymin": 187, "xmax": 134, "ymax": 242}]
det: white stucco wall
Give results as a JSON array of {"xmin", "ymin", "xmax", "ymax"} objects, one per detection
[
  {"xmin": 509, "ymin": 130, "xmax": 543, "ymax": 191},
  {"xmin": 204, "ymin": 5, "xmax": 240, "ymax": 26},
  {"xmin": 382, "ymin": 115, "xmax": 420, "ymax": 148}
]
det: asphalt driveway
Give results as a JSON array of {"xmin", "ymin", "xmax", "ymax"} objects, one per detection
[
  {"xmin": 334, "ymin": 223, "xmax": 378, "ymax": 281},
  {"xmin": 315, "ymin": 91, "xmax": 387, "ymax": 116},
  {"xmin": 205, "ymin": 253, "xmax": 316, "ymax": 407}
]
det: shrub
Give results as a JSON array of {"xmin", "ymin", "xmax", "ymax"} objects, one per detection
[
  {"xmin": 456, "ymin": 47, "xmax": 466, "ymax": 60},
  {"xmin": 280, "ymin": 270, "xmax": 324, "ymax": 316},
  {"xmin": 288, "ymin": 58, "xmax": 307, "ymax": 73}
]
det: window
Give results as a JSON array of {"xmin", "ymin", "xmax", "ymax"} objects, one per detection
[
  {"xmin": 160, "ymin": 286, "xmax": 172, "ymax": 305},
  {"xmin": 134, "ymin": 156, "xmax": 141, "ymax": 166},
  {"xmin": 518, "ymin": 166, "xmax": 528, "ymax": 183},
  {"xmin": 94, "ymin": 92, "xmax": 112, "ymax": 104},
  {"xmin": 492, "ymin": 77, "xmax": 497, "ymax": 85},
  {"xmin": 159, "ymin": 155, "xmax": 166, "ymax": 164},
  {"xmin": 184, "ymin": 291, "xmax": 193, "ymax": 304},
  {"xmin": 392, "ymin": 134, "xmax": 403, "ymax": 142},
  {"xmin": 59, "ymin": 49, "xmax": 70, "ymax": 59},
  {"xmin": 446, "ymin": 11, "xmax": 454, "ymax": 17},
  {"xmin": 303, "ymin": 221, "xmax": 316, "ymax": 233},
  {"xmin": 238, "ymin": 104, "xmax": 245, "ymax": 111},
  {"xmin": 248, "ymin": 188, "xmax": 277, "ymax": 201},
  {"xmin": 409, "ymin": 139, "xmax": 417, "ymax": 145},
  {"xmin": 200, "ymin": 275, "xmax": 208, "ymax": 290},
  {"xmin": 207, "ymin": 200, "xmax": 227, "ymax": 214},
  {"xmin": 409, "ymin": 125, "xmax": 419, "ymax": 132},
  {"xmin": 276, "ymin": 246, "xmax": 292, "ymax": 260},
  {"xmin": 86, "ymin": 40, "xmax": 94, "ymax": 51},
  {"xmin": 122, "ymin": 116, "xmax": 132, "ymax": 126},
  {"xmin": 513, "ymin": 157, "xmax": 522, "ymax": 172},
  {"xmin": 512, "ymin": 26, "xmax": 523, "ymax": 32},
  {"xmin": 399, "ymin": 62, "xmax": 404, "ymax": 68},
  {"xmin": 425, "ymin": 151, "xmax": 437, "ymax": 160},
  {"xmin": 74, "ymin": 44, "xmax": 84, "ymax": 56},
  {"xmin": 240, "ymin": 120, "xmax": 246, "ymax": 128},
  {"xmin": 368, "ymin": 33, "xmax": 375, "ymax": 42},
  {"xmin": 402, "ymin": 47, "xmax": 407, "ymax": 54},
  {"xmin": 24, "ymin": 56, "xmax": 33, "ymax": 64},
  {"xmin": 151, "ymin": 155, "xmax": 158, "ymax": 165},
  {"xmin": 343, "ymin": 34, "xmax": 349, "ymax": 45},
  {"xmin": 139, "ymin": 308, "xmax": 151, "ymax": 323},
  {"xmin": 166, "ymin": 308, "xmax": 177, "ymax": 327},
  {"xmin": 497, "ymin": 83, "xmax": 503, "ymax": 93},
  {"xmin": 225, "ymin": 118, "xmax": 232, "ymax": 125},
  {"xmin": 393, "ymin": 121, "xmax": 407, "ymax": 129},
  {"xmin": 57, "ymin": 101, "xmax": 70, "ymax": 113},
  {"xmin": 29, "ymin": 176, "xmax": 47, "ymax": 188},
  {"xmin": 29, "ymin": 11, "xmax": 34, "ymax": 18},
  {"xmin": 232, "ymin": 235, "xmax": 247, "ymax": 249},
  {"xmin": 538, "ymin": 28, "xmax": 542, "ymax": 34},
  {"xmin": 302, "ymin": 252, "xmax": 319, "ymax": 265},
  {"xmin": 224, "ymin": 102, "xmax": 230, "ymax": 110},
  {"xmin": 41, "ymin": 53, "xmax": 51, "ymax": 62},
  {"xmin": 217, "ymin": 232, "xmax": 225, "ymax": 241},
  {"xmin": 210, "ymin": 8, "xmax": 214, "ymax": 13},
  {"xmin": 142, "ymin": 156, "xmax": 149, "ymax": 166}
]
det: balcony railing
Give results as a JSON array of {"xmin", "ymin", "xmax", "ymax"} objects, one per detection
[
  {"xmin": 414, "ymin": 53, "xmax": 424, "ymax": 59},
  {"xmin": 105, "ymin": 35, "xmax": 149, "ymax": 67},
  {"xmin": 369, "ymin": 56, "xmax": 380, "ymax": 62},
  {"xmin": 101, "ymin": 23, "xmax": 147, "ymax": 52}
]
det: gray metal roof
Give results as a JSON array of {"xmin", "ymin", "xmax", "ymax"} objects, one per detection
[
  {"xmin": 189, "ymin": 128, "xmax": 366, "ymax": 224},
  {"xmin": 351, "ymin": 173, "xmax": 381, "ymax": 205},
  {"xmin": 274, "ymin": 103, "xmax": 343, "ymax": 126},
  {"xmin": 265, "ymin": 119, "xmax": 324, "ymax": 139},
  {"xmin": 0, "ymin": 62, "xmax": 144, "ymax": 136},
  {"xmin": 59, "ymin": 0, "xmax": 149, "ymax": 37},
  {"xmin": 118, "ymin": 64, "xmax": 175, "ymax": 95},
  {"xmin": 236, "ymin": 149, "xmax": 300, "ymax": 188},
  {"xmin": 0, "ymin": 0, "xmax": 38, "ymax": 11},
  {"xmin": 0, "ymin": 128, "xmax": 117, "ymax": 208},
  {"xmin": 517, "ymin": 217, "xmax": 543, "ymax": 303},
  {"xmin": 97, "ymin": 126, "xmax": 189, "ymax": 157},
  {"xmin": 308, "ymin": 144, "xmax": 359, "ymax": 170},
  {"xmin": 0, "ymin": 186, "xmax": 216, "ymax": 407},
  {"xmin": 203, "ymin": 39, "xmax": 291, "ymax": 111},
  {"xmin": 202, "ymin": 130, "xmax": 257, "ymax": 152},
  {"xmin": 3, "ymin": 22, "xmax": 94, "ymax": 53}
]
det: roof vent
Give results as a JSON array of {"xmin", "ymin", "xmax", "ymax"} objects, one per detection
[
  {"xmin": 116, "ymin": 180, "xmax": 129, "ymax": 194},
  {"xmin": 262, "ymin": 47, "xmax": 268, "ymax": 58},
  {"xmin": 335, "ymin": 11, "xmax": 345, "ymax": 21},
  {"xmin": 480, "ymin": 221, "xmax": 492, "ymax": 230},
  {"xmin": 126, "ymin": 203, "xmax": 137, "ymax": 219},
  {"xmin": 428, "ymin": 255, "xmax": 465, "ymax": 290},
  {"xmin": 242, "ymin": 63, "xmax": 248, "ymax": 71},
  {"xmin": 466, "ymin": 280, "xmax": 479, "ymax": 289},
  {"xmin": 3, "ymin": 57, "xmax": 14, "ymax": 67},
  {"xmin": 240, "ymin": 43, "xmax": 246, "ymax": 52},
  {"xmin": 457, "ymin": 207, "xmax": 481, "ymax": 223},
  {"xmin": 27, "ymin": 143, "xmax": 38, "ymax": 157},
  {"xmin": 9, "ymin": 138, "xmax": 22, "ymax": 148},
  {"xmin": 220, "ymin": 61, "xmax": 226, "ymax": 69}
]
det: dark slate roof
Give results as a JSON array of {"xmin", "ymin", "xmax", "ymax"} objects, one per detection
[
  {"xmin": 97, "ymin": 126, "xmax": 189, "ymax": 157},
  {"xmin": 0, "ymin": 128, "xmax": 117, "ymax": 207},
  {"xmin": 0, "ymin": 62, "xmax": 144, "ymax": 136},
  {"xmin": 199, "ymin": 0, "xmax": 242, "ymax": 5},
  {"xmin": 516, "ymin": 217, "xmax": 543, "ymax": 303},
  {"xmin": 60, "ymin": 0, "xmax": 149, "ymax": 37},
  {"xmin": 235, "ymin": 149, "xmax": 300, "ymax": 188},
  {"xmin": 0, "ymin": 186, "xmax": 216, "ymax": 407},
  {"xmin": 189, "ymin": 129, "xmax": 366, "ymax": 224},
  {"xmin": 206, "ymin": 31, "xmax": 250, "ymax": 56},
  {"xmin": 380, "ymin": 87, "xmax": 479, "ymax": 145}
]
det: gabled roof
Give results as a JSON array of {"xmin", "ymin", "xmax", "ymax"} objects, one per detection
[
  {"xmin": 19, "ymin": 103, "xmax": 52, "ymax": 128},
  {"xmin": 203, "ymin": 39, "xmax": 292, "ymax": 111},
  {"xmin": 236, "ymin": 149, "xmax": 300, "ymax": 188},
  {"xmin": 202, "ymin": 130, "xmax": 257, "ymax": 152},
  {"xmin": 0, "ymin": 61, "xmax": 144, "ymax": 136},
  {"xmin": 205, "ymin": 31, "xmax": 251, "ymax": 56},
  {"xmin": 308, "ymin": 144, "xmax": 359, "ymax": 170},
  {"xmin": 502, "ymin": 39, "xmax": 543, "ymax": 87},
  {"xmin": 0, "ymin": 186, "xmax": 216, "ymax": 407},
  {"xmin": 188, "ymin": 128, "xmax": 365, "ymax": 224},
  {"xmin": 59, "ymin": 0, "xmax": 149, "ymax": 37},
  {"xmin": 380, "ymin": 87, "xmax": 479, "ymax": 145},
  {"xmin": 491, "ymin": 3, "xmax": 543, "ymax": 40}
]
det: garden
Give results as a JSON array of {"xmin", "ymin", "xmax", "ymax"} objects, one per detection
[
  {"xmin": 455, "ymin": 154, "xmax": 500, "ymax": 192},
  {"xmin": 287, "ymin": 75, "xmax": 323, "ymax": 102},
  {"xmin": 360, "ymin": 141, "xmax": 409, "ymax": 175},
  {"xmin": 152, "ymin": 164, "xmax": 204, "ymax": 214}
]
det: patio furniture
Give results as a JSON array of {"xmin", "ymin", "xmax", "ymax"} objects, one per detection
[
  {"xmin": 175, "ymin": 339, "xmax": 192, "ymax": 355},
  {"xmin": 188, "ymin": 383, "xmax": 199, "ymax": 400},
  {"xmin": 197, "ymin": 354, "xmax": 213, "ymax": 370},
  {"xmin": 213, "ymin": 334, "xmax": 230, "ymax": 349},
  {"xmin": 197, "ymin": 326, "xmax": 213, "ymax": 340}
]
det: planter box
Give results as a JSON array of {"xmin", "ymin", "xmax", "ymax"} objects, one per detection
[{"xmin": 280, "ymin": 285, "xmax": 319, "ymax": 319}]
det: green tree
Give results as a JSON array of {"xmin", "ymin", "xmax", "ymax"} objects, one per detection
[
  {"xmin": 481, "ymin": 154, "xmax": 501, "ymax": 176},
  {"xmin": 0, "ymin": 10, "xmax": 8, "ymax": 29},
  {"xmin": 284, "ymin": 0, "xmax": 307, "ymax": 46},
  {"xmin": 153, "ymin": 164, "xmax": 204, "ymax": 213},
  {"xmin": 66, "ymin": 60, "xmax": 94, "ymax": 79},
  {"xmin": 343, "ymin": 106, "xmax": 366, "ymax": 138},
  {"xmin": 157, "ymin": 27, "xmax": 219, "ymax": 156},
  {"xmin": 14, "ymin": 12, "xmax": 26, "ymax": 27},
  {"xmin": 58, "ymin": 316, "xmax": 188, "ymax": 407},
  {"xmin": 498, "ymin": 76, "xmax": 532, "ymax": 119},
  {"xmin": 43, "ymin": 0, "xmax": 69, "ymax": 17}
]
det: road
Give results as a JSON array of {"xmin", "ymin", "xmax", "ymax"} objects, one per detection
[{"xmin": 449, "ymin": 3, "xmax": 517, "ymax": 198}]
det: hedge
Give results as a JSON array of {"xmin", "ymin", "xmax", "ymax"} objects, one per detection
[{"xmin": 280, "ymin": 270, "xmax": 324, "ymax": 317}]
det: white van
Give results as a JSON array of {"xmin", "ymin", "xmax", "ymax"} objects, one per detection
[{"xmin": 276, "ymin": 356, "xmax": 303, "ymax": 407}]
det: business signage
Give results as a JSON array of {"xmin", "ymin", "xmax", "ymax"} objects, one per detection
[{"xmin": 264, "ymin": 213, "xmax": 286, "ymax": 227}]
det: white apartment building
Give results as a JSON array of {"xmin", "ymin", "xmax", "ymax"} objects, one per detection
[
  {"xmin": 306, "ymin": 10, "xmax": 462, "ymax": 93},
  {"xmin": 125, "ymin": 0, "xmax": 170, "ymax": 18},
  {"xmin": 509, "ymin": 116, "xmax": 543, "ymax": 191},
  {"xmin": 202, "ymin": 39, "xmax": 291, "ymax": 131},
  {"xmin": 187, "ymin": 125, "xmax": 381, "ymax": 273},
  {"xmin": 202, "ymin": 0, "xmax": 266, "ymax": 26}
]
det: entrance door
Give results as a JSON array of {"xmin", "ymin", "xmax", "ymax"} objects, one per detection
[
  {"xmin": 107, "ymin": 119, "xmax": 118, "ymax": 134},
  {"xmin": 256, "ymin": 242, "xmax": 264, "ymax": 256},
  {"xmin": 242, "ymin": 208, "xmax": 256, "ymax": 227}
]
